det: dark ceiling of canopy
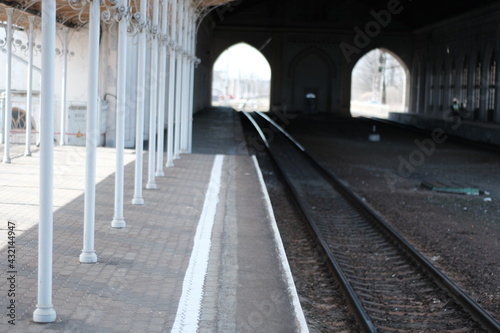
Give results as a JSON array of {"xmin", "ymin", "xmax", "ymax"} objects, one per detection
[{"xmin": 212, "ymin": 0, "xmax": 500, "ymax": 30}]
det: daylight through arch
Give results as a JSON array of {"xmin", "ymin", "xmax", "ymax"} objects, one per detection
[
  {"xmin": 350, "ymin": 48, "xmax": 409, "ymax": 118},
  {"xmin": 212, "ymin": 43, "xmax": 271, "ymax": 111}
]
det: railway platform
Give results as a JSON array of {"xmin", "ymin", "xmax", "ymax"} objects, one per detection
[{"xmin": 0, "ymin": 107, "xmax": 308, "ymax": 332}]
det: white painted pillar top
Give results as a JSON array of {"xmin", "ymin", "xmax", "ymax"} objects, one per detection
[{"xmin": 170, "ymin": 0, "xmax": 178, "ymax": 48}]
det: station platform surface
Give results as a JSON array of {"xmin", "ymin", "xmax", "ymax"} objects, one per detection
[{"xmin": 0, "ymin": 107, "xmax": 308, "ymax": 332}]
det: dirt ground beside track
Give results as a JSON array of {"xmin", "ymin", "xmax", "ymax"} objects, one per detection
[{"xmin": 283, "ymin": 114, "xmax": 500, "ymax": 321}]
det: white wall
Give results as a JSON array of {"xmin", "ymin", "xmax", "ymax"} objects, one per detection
[{"xmin": 0, "ymin": 25, "xmax": 92, "ymax": 144}]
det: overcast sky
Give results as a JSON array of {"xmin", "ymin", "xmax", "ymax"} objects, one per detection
[{"xmin": 213, "ymin": 43, "xmax": 271, "ymax": 80}]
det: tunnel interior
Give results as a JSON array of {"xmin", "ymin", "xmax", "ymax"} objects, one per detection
[{"xmin": 194, "ymin": 0, "xmax": 500, "ymax": 126}]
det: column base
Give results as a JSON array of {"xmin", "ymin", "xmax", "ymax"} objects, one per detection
[
  {"xmin": 132, "ymin": 196, "xmax": 144, "ymax": 205},
  {"xmin": 166, "ymin": 161, "xmax": 174, "ymax": 168},
  {"xmin": 146, "ymin": 182, "xmax": 157, "ymax": 190},
  {"xmin": 24, "ymin": 151, "xmax": 32, "ymax": 157},
  {"xmin": 33, "ymin": 306, "xmax": 56, "ymax": 323},
  {"xmin": 79, "ymin": 251, "xmax": 98, "ymax": 263},
  {"xmin": 3, "ymin": 158, "xmax": 11, "ymax": 164},
  {"xmin": 155, "ymin": 171, "xmax": 165, "ymax": 177},
  {"xmin": 111, "ymin": 218, "xmax": 126, "ymax": 229}
]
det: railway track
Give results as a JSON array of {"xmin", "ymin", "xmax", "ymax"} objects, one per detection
[{"xmin": 242, "ymin": 111, "xmax": 500, "ymax": 332}]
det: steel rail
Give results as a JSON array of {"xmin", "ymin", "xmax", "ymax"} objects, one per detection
[
  {"xmin": 246, "ymin": 110, "xmax": 500, "ymax": 333},
  {"xmin": 242, "ymin": 110, "xmax": 377, "ymax": 332}
]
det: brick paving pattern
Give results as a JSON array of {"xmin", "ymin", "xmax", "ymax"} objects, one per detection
[{"xmin": 0, "ymin": 107, "xmax": 307, "ymax": 333}]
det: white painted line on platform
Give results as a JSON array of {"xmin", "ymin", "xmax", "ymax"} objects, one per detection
[
  {"xmin": 171, "ymin": 154, "xmax": 224, "ymax": 333},
  {"xmin": 252, "ymin": 155, "xmax": 310, "ymax": 333}
]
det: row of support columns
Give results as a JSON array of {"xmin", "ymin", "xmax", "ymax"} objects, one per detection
[
  {"xmin": 133, "ymin": 0, "xmax": 200, "ymax": 204},
  {"xmin": 0, "ymin": 0, "xmax": 201, "ymax": 323},
  {"xmin": 1, "ymin": 15, "xmax": 70, "ymax": 159}
]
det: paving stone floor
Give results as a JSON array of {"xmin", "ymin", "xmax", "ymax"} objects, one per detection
[{"xmin": 0, "ymin": 109, "xmax": 307, "ymax": 332}]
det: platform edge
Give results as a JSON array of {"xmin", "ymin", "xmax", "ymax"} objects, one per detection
[{"xmin": 251, "ymin": 155, "xmax": 310, "ymax": 333}]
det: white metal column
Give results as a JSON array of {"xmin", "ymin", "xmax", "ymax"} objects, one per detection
[
  {"xmin": 156, "ymin": 0, "xmax": 169, "ymax": 177},
  {"xmin": 187, "ymin": 16, "xmax": 196, "ymax": 154},
  {"xmin": 80, "ymin": 0, "xmax": 100, "ymax": 263},
  {"xmin": 25, "ymin": 16, "xmax": 35, "ymax": 157},
  {"xmin": 146, "ymin": 0, "xmax": 159, "ymax": 189},
  {"xmin": 59, "ymin": 27, "xmax": 69, "ymax": 146},
  {"xmin": 166, "ymin": 0, "xmax": 177, "ymax": 167},
  {"xmin": 111, "ymin": 3, "xmax": 129, "ymax": 229},
  {"xmin": 174, "ymin": 0, "xmax": 184, "ymax": 160},
  {"xmin": 3, "ymin": 8, "xmax": 13, "ymax": 164},
  {"xmin": 179, "ymin": 4, "xmax": 190, "ymax": 154},
  {"xmin": 33, "ymin": 0, "xmax": 57, "ymax": 322},
  {"xmin": 132, "ymin": 0, "xmax": 148, "ymax": 205}
]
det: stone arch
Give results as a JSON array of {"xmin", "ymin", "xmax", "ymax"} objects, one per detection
[{"xmin": 288, "ymin": 46, "xmax": 336, "ymax": 113}]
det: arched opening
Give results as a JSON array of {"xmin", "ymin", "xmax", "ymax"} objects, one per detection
[
  {"xmin": 11, "ymin": 107, "xmax": 36, "ymax": 130},
  {"xmin": 290, "ymin": 49, "xmax": 334, "ymax": 114},
  {"xmin": 212, "ymin": 43, "xmax": 271, "ymax": 111},
  {"xmin": 350, "ymin": 48, "xmax": 408, "ymax": 118}
]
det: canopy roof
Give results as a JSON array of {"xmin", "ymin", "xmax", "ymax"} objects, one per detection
[
  {"xmin": 211, "ymin": 0, "xmax": 500, "ymax": 31},
  {"xmin": 0, "ymin": 0, "xmax": 235, "ymax": 30}
]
